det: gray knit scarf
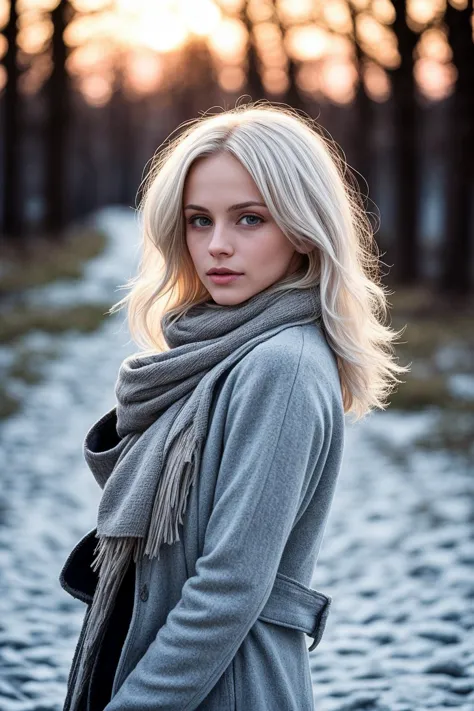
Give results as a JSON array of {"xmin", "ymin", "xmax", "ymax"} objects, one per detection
[{"xmin": 69, "ymin": 282, "xmax": 322, "ymax": 710}]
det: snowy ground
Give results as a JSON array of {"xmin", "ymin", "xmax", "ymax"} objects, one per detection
[{"xmin": 0, "ymin": 206, "xmax": 473, "ymax": 711}]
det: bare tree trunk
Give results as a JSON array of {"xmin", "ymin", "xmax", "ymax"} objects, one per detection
[
  {"xmin": 43, "ymin": 0, "xmax": 71, "ymax": 235},
  {"xmin": 440, "ymin": 0, "xmax": 474, "ymax": 295},
  {"xmin": 108, "ymin": 67, "xmax": 135, "ymax": 206},
  {"xmin": 241, "ymin": 1, "xmax": 266, "ymax": 101},
  {"xmin": 2, "ymin": 0, "xmax": 21, "ymax": 240},
  {"xmin": 390, "ymin": 0, "xmax": 420, "ymax": 284},
  {"xmin": 283, "ymin": 54, "xmax": 307, "ymax": 112},
  {"xmin": 170, "ymin": 38, "xmax": 218, "ymax": 122},
  {"xmin": 269, "ymin": 1, "xmax": 306, "ymax": 111},
  {"xmin": 350, "ymin": 2, "xmax": 375, "ymax": 202}
]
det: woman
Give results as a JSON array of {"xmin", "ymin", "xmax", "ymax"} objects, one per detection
[{"xmin": 59, "ymin": 103, "xmax": 408, "ymax": 711}]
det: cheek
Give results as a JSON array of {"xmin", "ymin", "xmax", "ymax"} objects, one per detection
[
  {"xmin": 185, "ymin": 234, "xmax": 198, "ymax": 259},
  {"xmin": 250, "ymin": 230, "xmax": 293, "ymax": 262}
]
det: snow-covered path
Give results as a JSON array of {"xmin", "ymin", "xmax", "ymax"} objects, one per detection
[{"xmin": 0, "ymin": 207, "xmax": 472, "ymax": 711}]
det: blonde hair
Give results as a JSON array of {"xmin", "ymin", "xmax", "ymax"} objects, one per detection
[{"xmin": 109, "ymin": 101, "xmax": 409, "ymax": 421}]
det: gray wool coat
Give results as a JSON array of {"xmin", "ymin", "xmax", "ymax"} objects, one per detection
[{"xmin": 59, "ymin": 322, "xmax": 346, "ymax": 711}]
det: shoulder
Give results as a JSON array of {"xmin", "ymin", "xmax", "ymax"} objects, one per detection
[
  {"xmin": 226, "ymin": 323, "xmax": 343, "ymax": 417},
  {"xmin": 237, "ymin": 324, "xmax": 340, "ymax": 393}
]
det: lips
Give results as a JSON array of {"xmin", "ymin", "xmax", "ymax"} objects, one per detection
[{"xmin": 207, "ymin": 270, "xmax": 242, "ymax": 275}]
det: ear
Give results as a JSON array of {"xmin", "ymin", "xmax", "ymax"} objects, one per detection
[{"xmin": 296, "ymin": 243, "xmax": 316, "ymax": 255}]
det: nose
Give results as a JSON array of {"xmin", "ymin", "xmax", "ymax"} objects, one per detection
[{"xmin": 208, "ymin": 222, "xmax": 233, "ymax": 256}]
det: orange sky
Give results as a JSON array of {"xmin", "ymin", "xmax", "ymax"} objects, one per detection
[{"xmin": 0, "ymin": 0, "xmax": 466, "ymax": 105}]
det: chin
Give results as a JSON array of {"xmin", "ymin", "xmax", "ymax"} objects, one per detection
[
  {"xmin": 208, "ymin": 292, "xmax": 246, "ymax": 306},
  {"xmin": 210, "ymin": 285, "xmax": 269, "ymax": 306}
]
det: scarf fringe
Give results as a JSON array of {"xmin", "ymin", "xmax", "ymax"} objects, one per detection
[
  {"xmin": 145, "ymin": 419, "xmax": 199, "ymax": 558},
  {"xmin": 68, "ymin": 421, "xmax": 200, "ymax": 711},
  {"xmin": 69, "ymin": 535, "xmax": 138, "ymax": 711}
]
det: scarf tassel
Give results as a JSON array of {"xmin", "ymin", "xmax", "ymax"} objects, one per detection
[
  {"xmin": 145, "ymin": 419, "xmax": 200, "ymax": 559},
  {"xmin": 69, "ymin": 535, "xmax": 138, "ymax": 711},
  {"xmin": 68, "ymin": 421, "xmax": 200, "ymax": 711}
]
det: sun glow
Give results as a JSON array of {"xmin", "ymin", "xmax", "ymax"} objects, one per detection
[
  {"xmin": 0, "ymin": 0, "xmax": 462, "ymax": 105},
  {"xmin": 208, "ymin": 17, "xmax": 247, "ymax": 63},
  {"xmin": 113, "ymin": 0, "xmax": 221, "ymax": 52}
]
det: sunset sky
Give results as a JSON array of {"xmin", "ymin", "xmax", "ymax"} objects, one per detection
[{"xmin": 0, "ymin": 0, "xmax": 466, "ymax": 105}]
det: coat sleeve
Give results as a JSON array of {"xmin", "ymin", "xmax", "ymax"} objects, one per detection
[{"xmin": 104, "ymin": 338, "xmax": 332, "ymax": 711}]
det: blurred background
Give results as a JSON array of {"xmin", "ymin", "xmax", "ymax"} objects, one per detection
[
  {"xmin": 1, "ymin": 0, "xmax": 473, "ymax": 287},
  {"xmin": 0, "ymin": 2, "xmax": 473, "ymax": 710}
]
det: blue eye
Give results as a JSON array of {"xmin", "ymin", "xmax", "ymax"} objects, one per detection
[
  {"xmin": 187, "ymin": 214, "xmax": 264, "ymax": 228},
  {"xmin": 239, "ymin": 215, "xmax": 263, "ymax": 226},
  {"xmin": 188, "ymin": 216, "xmax": 211, "ymax": 227}
]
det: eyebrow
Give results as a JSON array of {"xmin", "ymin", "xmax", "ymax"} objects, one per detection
[{"xmin": 183, "ymin": 201, "xmax": 267, "ymax": 212}]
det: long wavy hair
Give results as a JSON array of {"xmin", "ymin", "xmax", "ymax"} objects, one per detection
[{"xmin": 109, "ymin": 102, "xmax": 409, "ymax": 421}]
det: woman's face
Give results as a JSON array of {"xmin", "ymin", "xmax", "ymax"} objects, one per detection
[{"xmin": 183, "ymin": 151, "xmax": 306, "ymax": 306}]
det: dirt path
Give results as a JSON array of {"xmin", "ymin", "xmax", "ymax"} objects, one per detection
[{"xmin": 0, "ymin": 207, "xmax": 472, "ymax": 711}]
